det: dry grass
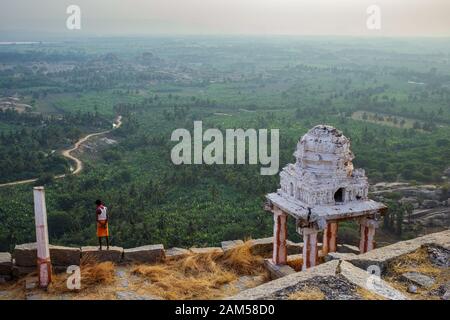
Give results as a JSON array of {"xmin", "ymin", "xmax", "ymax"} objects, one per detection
[
  {"xmin": 288, "ymin": 287, "xmax": 325, "ymax": 300},
  {"xmin": 356, "ymin": 288, "xmax": 386, "ymax": 300},
  {"xmin": 384, "ymin": 247, "xmax": 450, "ymax": 300},
  {"xmin": 0, "ymin": 278, "xmax": 29, "ymax": 300},
  {"xmin": 47, "ymin": 260, "xmax": 115, "ymax": 295},
  {"xmin": 131, "ymin": 241, "xmax": 267, "ymax": 300},
  {"xmin": 389, "ymin": 247, "xmax": 441, "ymax": 276},
  {"xmin": 221, "ymin": 241, "xmax": 265, "ymax": 275},
  {"xmin": 81, "ymin": 262, "xmax": 116, "ymax": 287},
  {"xmin": 2, "ymin": 241, "xmax": 268, "ymax": 300},
  {"xmin": 287, "ymin": 257, "xmax": 303, "ymax": 272}
]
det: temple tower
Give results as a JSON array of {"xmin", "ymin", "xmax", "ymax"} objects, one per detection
[{"xmin": 266, "ymin": 125, "xmax": 387, "ymax": 270}]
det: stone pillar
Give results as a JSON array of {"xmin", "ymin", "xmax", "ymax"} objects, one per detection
[
  {"xmin": 322, "ymin": 221, "xmax": 338, "ymax": 255},
  {"xmin": 359, "ymin": 218, "xmax": 379, "ymax": 254},
  {"xmin": 272, "ymin": 207, "xmax": 288, "ymax": 265},
  {"xmin": 302, "ymin": 227, "xmax": 319, "ymax": 271},
  {"xmin": 33, "ymin": 186, "xmax": 52, "ymax": 288}
]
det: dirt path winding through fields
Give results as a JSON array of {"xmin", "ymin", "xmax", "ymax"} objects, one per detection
[{"xmin": 0, "ymin": 116, "xmax": 122, "ymax": 188}]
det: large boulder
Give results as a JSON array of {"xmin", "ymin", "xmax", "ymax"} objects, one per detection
[
  {"xmin": 0, "ymin": 253, "xmax": 12, "ymax": 275},
  {"xmin": 14, "ymin": 243, "xmax": 80, "ymax": 267},
  {"xmin": 81, "ymin": 246, "xmax": 123, "ymax": 263},
  {"xmin": 124, "ymin": 244, "xmax": 165, "ymax": 264}
]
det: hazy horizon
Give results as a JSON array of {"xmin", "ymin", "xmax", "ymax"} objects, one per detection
[{"xmin": 1, "ymin": 0, "xmax": 450, "ymax": 40}]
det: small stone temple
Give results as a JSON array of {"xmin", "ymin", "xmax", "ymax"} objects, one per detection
[{"xmin": 265, "ymin": 125, "xmax": 387, "ymax": 271}]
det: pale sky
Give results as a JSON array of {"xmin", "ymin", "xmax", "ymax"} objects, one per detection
[{"xmin": 0, "ymin": 0, "xmax": 449, "ymax": 37}]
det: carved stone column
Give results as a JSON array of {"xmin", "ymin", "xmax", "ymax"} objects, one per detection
[
  {"xmin": 302, "ymin": 227, "xmax": 319, "ymax": 270},
  {"xmin": 359, "ymin": 218, "xmax": 379, "ymax": 254},
  {"xmin": 322, "ymin": 221, "xmax": 338, "ymax": 255},
  {"xmin": 272, "ymin": 206, "xmax": 288, "ymax": 265},
  {"xmin": 33, "ymin": 187, "xmax": 52, "ymax": 288}
]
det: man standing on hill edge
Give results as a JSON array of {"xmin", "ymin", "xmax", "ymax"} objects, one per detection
[{"xmin": 95, "ymin": 199, "xmax": 109, "ymax": 250}]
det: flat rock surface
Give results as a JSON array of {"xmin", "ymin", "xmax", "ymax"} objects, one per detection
[
  {"xmin": 115, "ymin": 291, "xmax": 161, "ymax": 300},
  {"xmin": 230, "ymin": 260, "xmax": 339, "ymax": 300},
  {"xmin": 443, "ymin": 291, "xmax": 450, "ymax": 300},
  {"xmin": 25, "ymin": 277, "xmax": 38, "ymax": 290},
  {"xmin": 223, "ymin": 275, "xmax": 266, "ymax": 292},
  {"xmin": 340, "ymin": 261, "xmax": 407, "ymax": 300},
  {"xmin": 346, "ymin": 230, "xmax": 450, "ymax": 272},
  {"xmin": 270, "ymin": 275, "xmax": 361, "ymax": 300},
  {"xmin": 401, "ymin": 272, "xmax": 435, "ymax": 288}
]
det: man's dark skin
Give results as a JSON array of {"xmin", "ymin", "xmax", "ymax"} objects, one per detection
[{"xmin": 96, "ymin": 199, "xmax": 109, "ymax": 250}]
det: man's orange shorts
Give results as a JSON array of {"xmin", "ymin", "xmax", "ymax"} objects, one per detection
[{"xmin": 97, "ymin": 221, "xmax": 109, "ymax": 237}]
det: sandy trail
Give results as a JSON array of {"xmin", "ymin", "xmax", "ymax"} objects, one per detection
[{"xmin": 0, "ymin": 116, "xmax": 122, "ymax": 188}]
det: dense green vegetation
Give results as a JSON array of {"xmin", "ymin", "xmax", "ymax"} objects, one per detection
[
  {"xmin": 0, "ymin": 37, "xmax": 449, "ymax": 251},
  {"xmin": 0, "ymin": 110, "xmax": 110, "ymax": 183}
]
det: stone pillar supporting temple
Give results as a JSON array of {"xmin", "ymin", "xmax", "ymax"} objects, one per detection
[
  {"xmin": 358, "ymin": 218, "xmax": 379, "ymax": 254},
  {"xmin": 302, "ymin": 227, "xmax": 319, "ymax": 270},
  {"xmin": 33, "ymin": 186, "xmax": 52, "ymax": 288},
  {"xmin": 272, "ymin": 207, "xmax": 288, "ymax": 265},
  {"xmin": 322, "ymin": 221, "xmax": 338, "ymax": 255}
]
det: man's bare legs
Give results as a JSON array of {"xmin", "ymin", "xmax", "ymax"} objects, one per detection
[{"xmin": 98, "ymin": 237, "xmax": 110, "ymax": 250}]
